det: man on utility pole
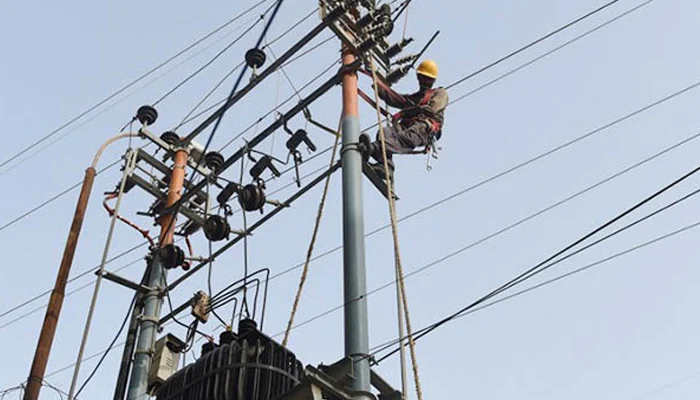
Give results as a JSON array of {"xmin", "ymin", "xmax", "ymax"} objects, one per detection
[{"xmin": 363, "ymin": 59, "xmax": 448, "ymax": 178}]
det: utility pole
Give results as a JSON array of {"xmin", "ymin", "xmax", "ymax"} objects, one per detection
[
  {"xmin": 23, "ymin": 167, "xmax": 96, "ymax": 400},
  {"xmin": 340, "ymin": 44, "xmax": 371, "ymax": 393},
  {"xmin": 126, "ymin": 143, "xmax": 188, "ymax": 400}
]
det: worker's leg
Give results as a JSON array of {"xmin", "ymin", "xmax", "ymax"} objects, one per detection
[{"xmin": 369, "ymin": 124, "xmax": 402, "ymax": 170}]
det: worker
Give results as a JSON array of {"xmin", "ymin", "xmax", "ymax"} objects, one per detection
[{"xmin": 363, "ymin": 59, "xmax": 448, "ymax": 179}]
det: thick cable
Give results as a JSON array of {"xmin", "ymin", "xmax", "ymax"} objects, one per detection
[
  {"xmin": 282, "ymin": 117, "xmax": 341, "ymax": 346},
  {"xmin": 369, "ymin": 59, "xmax": 422, "ymax": 400}
]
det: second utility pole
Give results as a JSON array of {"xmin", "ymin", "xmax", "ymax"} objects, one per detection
[
  {"xmin": 126, "ymin": 143, "xmax": 189, "ymax": 400},
  {"xmin": 340, "ymin": 44, "xmax": 371, "ymax": 394}
]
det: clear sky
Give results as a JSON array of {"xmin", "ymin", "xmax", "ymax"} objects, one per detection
[{"xmin": 1, "ymin": 0, "xmax": 699, "ymax": 399}]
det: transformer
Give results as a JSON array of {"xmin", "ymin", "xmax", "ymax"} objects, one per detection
[{"xmin": 156, "ymin": 320, "xmax": 303, "ymax": 400}]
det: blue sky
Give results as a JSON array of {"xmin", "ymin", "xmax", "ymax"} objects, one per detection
[{"xmin": 1, "ymin": 0, "xmax": 699, "ymax": 399}]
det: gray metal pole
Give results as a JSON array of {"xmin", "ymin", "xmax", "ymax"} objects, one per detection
[
  {"xmin": 126, "ymin": 147, "xmax": 188, "ymax": 400},
  {"xmin": 340, "ymin": 48, "xmax": 371, "ymax": 392},
  {"xmin": 126, "ymin": 255, "xmax": 167, "ymax": 400}
]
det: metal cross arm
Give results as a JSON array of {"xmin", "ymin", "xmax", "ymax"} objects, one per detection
[
  {"xmin": 167, "ymin": 161, "xmax": 342, "ymax": 291},
  {"xmin": 174, "ymin": 64, "xmax": 350, "ymax": 209},
  {"xmin": 182, "ymin": 7, "xmax": 348, "ymax": 144}
]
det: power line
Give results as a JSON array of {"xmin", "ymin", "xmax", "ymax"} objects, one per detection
[
  {"xmin": 369, "ymin": 216, "xmax": 700, "ymax": 361},
  {"xmin": 445, "ymin": 0, "xmax": 623, "ymax": 91},
  {"xmin": 0, "ymin": 158, "xmax": 121, "ymax": 234},
  {"xmin": 150, "ymin": 5, "xmax": 274, "ymax": 107},
  {"xmin": 270, "ymin": 127, "xmax": 700, "ymax": 338},
  {"xmin": 373, "ymin": 168, "xmax": 700, "ymax": 362},
  {"xmin": 448, "ymin": 0, "xmax": 658, "ymax": 105},
  {"xmin": 0, "ymin": 0, "xmax": 273, "ymax": 172}
]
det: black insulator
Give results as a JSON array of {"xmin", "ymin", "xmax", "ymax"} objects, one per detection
[
  {"xmin": 182, "ymin": 220, "xmax": 201, "ymax": 236},
  {"xmin": 204, "ymin": 151, "xmax": 225, "ymax": 174},
  {"xmin": 358, "ymin": 37, "xmax": 376, "ymax": 54},
  {"xmin": 249, "ymin": 155, "xmax": 281, "ymax": 180},
  {"xmin": 386, "ymin": 65, "xmax": 411, "ymax": 85},
  {"xmin": 136, "ymin": 105, "xmax": 158, "ymax": 126},
  {"xmin": 159, "ymin": 244, "xmax": 185, "ymax": 269},
  {"xmin": 379, "ymin": 3, "xmax": 391, "ymax": 15},
  {"xmin": 245, "ymin": 48, "xmax": 266, "ymax": 69},
  {"xmin": 219, "ymin": 330, "xmax": 237, "ymax": 345},
  {"xmin": 203, "ymin": 215, "xmax": 230, "ymax": 242},
  {"xmin": 238, "ymin": 318, "xmax": 258, "ymax": 337},
  {"xmin": 160, "ymin": 131, "xmax": 180, "ymax": 145},
  {"xmin": 217, "ymin": 182, "xmax": 240, "ymax": 205},
  {"xmin": 369, "ymin": 21, "xmax": 393, "ymax": 38},
  {"xmin": 286, "ymin": 129, "xmax": 316, "ymax": 153},
  {"xmin": 359, "ymin": 0, "xmax": 374, "ymax": 9},
  {"xmin": 393, "ymin": 54, "xmax": 419, "ymax": 66},
  {"xmin": 386, "ymin": 37, "xmax": 414, "ymax": 59},
  {"xmin": 238, "ymin": 183, "xmax": 266, "ymax": 212},
  {"xmin": 201, "ymin": 341, "xmax": 216, "ymax": 356},
  {"xmin": 356, "ymin": 12, "xmax": 374, "ymax": 29}
]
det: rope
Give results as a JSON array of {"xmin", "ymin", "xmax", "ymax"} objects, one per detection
[
  {"xmin": 368, "ymin": 59, "xmax": 423, "ymax": 400},
  {"xmin": 282, "ymin": 117, "xmax": 342, "ymax": 346}
]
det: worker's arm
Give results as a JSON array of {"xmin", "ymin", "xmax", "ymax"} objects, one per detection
[{"xmin": 375, "ymin": 79, "xmax": 411, "ymax": 108}]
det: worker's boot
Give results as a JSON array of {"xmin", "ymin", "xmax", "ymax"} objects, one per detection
[
  {"xmin": 359, "ymin": 133, "xmax": 372, "ymax": 163},
  {"xmin": 370, "ymin": 161, "xmax": 394, "ymax": 182}
]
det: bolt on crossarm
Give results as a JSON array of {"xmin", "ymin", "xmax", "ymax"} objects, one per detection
[
  {"xmin": 126, "ymin": 143, "xmax": 189, "ymax": 400},
  {"xmin": 23, "ymin": 133, "xmax": 137, "ymax": 400}
]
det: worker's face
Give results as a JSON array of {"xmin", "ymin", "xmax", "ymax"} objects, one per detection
[{"xmin": 417, "ymin": 74, "xmax": 435, "ymax": 91}]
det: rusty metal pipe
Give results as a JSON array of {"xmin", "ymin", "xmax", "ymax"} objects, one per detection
[
  {"xmin": 23, "ymin": 167, "xmax": 95, "ymax": 400},
  {"xmin": 23, "ymin": 133, "xmax": 137, "ymax": 400}
]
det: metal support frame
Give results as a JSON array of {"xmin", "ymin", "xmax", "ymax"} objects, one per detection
[
  {"xmin": 275, "ymin": 358, "xmax": 401, "ymax": 400},
  {"xmin": 321, "ymin": 0, "xmax": 392, "ymax": 79},
  {"xmin": 167, "ymin": 161, "xmax": 342, "ymax": 291},
  {"xmin": 126, "ymin": 147, "xmax": 189, "ymax": 400}
]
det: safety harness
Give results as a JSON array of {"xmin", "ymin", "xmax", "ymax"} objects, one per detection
[{"xmin": 391, "ymin": 89, "xmax": 443, "ymax": 170}]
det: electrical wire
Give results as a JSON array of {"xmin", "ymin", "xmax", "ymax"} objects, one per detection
[
  {"xmin": 372, "ymin": 171, "xmax": 700, "ymax": 362},
  {"xmin": 217, "ymin": 57, "xmax": 339, "ymax": 152},
  {"xmin": 270, "ymin": 128, "xmax": 700, "ymax": 339},
  {"xmin": 368, "ymin": 217, "xmax": 700, "ymax": 362},
  {"xmin": 444, "ymin": 0, "xmax": 623, "ymax": 91},
  {"xmin": 0, "ymin": 158, "xmax": 121, "ymax": 234},
  {"xmin": 151, "ymin": 8, "xmax": 270, "ymax": 107},
  {"xmin": 0, "ymin": 0, "xmax": 273, "ymax": 172},
  {"xmin": 447, "ymin": 0, "xmax": 658, "ymax": 104},
  {"xmin": 73, "ymin": 295, "xmax": 136, "ymax": 398}
]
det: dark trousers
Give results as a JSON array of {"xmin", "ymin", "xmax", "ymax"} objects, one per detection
[{"xmin": 370, "ymin": 121, "xmax": 432, "ymax": 168}]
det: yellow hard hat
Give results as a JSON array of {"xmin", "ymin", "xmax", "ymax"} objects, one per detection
[{"xmin": 416, "ymin": 59, "xmax": 438, "ymax": 79}]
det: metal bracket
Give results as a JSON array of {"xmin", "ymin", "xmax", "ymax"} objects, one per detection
[
  {"xmin": 138, "ymin": 128, "xmax": 214, "ymax": 178},
  {"xmin": 99, "ymin": 270, "xmax": 154, "ymax": 293}
]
